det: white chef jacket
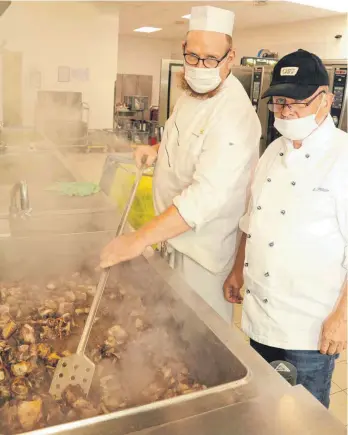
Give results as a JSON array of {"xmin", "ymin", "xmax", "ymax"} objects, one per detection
[
  {"xmin": 153, "ymin": 73, "xmax": 261, "ymax": 274},
  {"xmin": 240, "ymin": 115, "xmax": 348, "ymax": 350}
]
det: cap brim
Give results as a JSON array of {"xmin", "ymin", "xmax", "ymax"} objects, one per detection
[{"xmin": 261, "ymin": 83, "xmax": 319, "ymax": 100}]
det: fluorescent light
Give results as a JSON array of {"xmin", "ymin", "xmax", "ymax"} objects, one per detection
[
  {"xmin": 134, "ymin": 27, "xmax": 162, "ymax": 33},
  {"xmin": 287, "ymin": 0, "xmax": 348, "ymax": 12},
  {"xmin": 182, "ymin": 14, "xmax": 191, "ymax": 19}
]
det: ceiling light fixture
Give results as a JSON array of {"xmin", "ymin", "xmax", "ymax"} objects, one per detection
[
  {"xmin": 134, "ymin": 27, "xmax": 162, "ymax": 33},
  {"xmin": 182, "ymin": 14, "xmax": 191, "ymax": 19}
]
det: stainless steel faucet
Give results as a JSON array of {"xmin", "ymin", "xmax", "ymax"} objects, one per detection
[{"xmin": 9, "ymin": 181, "xmax": 31, "ymax": 218}]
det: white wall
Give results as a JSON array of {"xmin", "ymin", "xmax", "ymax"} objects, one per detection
[
  {"xmin": 117, "ymin": 35, "xmax": 174, "ymax": 106},
  {"xmin": 170, "ymin": 14, "xmax": 348, "ymax": 63},
  {"xmin": 232, "ymin": 14, "xmax": 348, "ymax": 64},
  {"xmin": 0, "ymin": 2, "xmax": 119, "ymax": 128}
]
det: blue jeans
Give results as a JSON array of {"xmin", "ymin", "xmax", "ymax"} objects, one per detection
[{"xmin": 250, "ymin": 339, "xmax": 338, "ymax": 408}]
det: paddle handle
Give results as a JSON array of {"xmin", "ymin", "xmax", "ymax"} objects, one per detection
[{"xmin": 77, "ymin": 160, "xmax": 146, "ymax": 355}]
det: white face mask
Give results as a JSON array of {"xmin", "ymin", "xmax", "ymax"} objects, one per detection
[
  {"xmin": 184, "ymin": 64, "xmax": 222, "ymax": 94},
  {"xmin": 274, "ymin": 94, "xmax": 326, "ymax": 141}
]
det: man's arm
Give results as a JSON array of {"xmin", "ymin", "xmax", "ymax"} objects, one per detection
[
  {"xmin": 100, "ymin": 206, "xmax": 190, "ymax": 268},
  {"xmin": 233, "ymin": 233, "xmax": 247, "ymax": 274},
  {"xmin": 320, "ymin": 172, "xmax": 347, "ymax": 355},
  {"xmin": 336, "ymin": 280, "xmax": 348, "ymax": 318},
  {"xmin": 223, "ymin": 191, "xmax": 253, "ymax": 304},
  {"xmin": 223, "ymin": 232, "xmax": 246, "ymax": 304},
  {"xmin": 320, "ymin": 278, "xmax": 347, "ymax": 355},
  {"xmin": 137, "ymin": 205, "xmax": 190, "ymax": 246}
]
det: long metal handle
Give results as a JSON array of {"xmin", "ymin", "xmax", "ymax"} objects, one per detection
[{"xmin": 77, "ymin": 162, "xmax": 146, "ymax": 354}]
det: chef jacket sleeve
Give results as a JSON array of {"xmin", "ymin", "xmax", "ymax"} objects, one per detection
[
  {"xmin": 336, "ymin": 170, "xmax": 348, "ymax": 271},
  {"xmin": 173, "ymin": 110, "xmax": 260, "ymax": 230},
  {"xmin": 239, "ymin": 198, "xmax": 252, "ymax": 235}
]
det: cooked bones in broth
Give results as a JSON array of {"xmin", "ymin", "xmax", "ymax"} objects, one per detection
[{"xmin": 0, "ymin": 270, "xmax": 206, "ymax": 434}]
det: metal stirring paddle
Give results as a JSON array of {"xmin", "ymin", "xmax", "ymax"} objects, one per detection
[{"xmin": 49, "ymin": 161, "xmax": 146, "ymax": 399}]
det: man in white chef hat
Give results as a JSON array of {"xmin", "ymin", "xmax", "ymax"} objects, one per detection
[
  {"xmin": 100, "ymin": 6, "xmax": 261, "ymax": 323},
  {"xmin": 224, "ymin": 49, "xmax": 347, "ymax": 407}
]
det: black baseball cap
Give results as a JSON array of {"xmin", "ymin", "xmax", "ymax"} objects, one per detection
[{"xmin": 262, "ymin": 49, "xmax": 329, "ymax": 100}]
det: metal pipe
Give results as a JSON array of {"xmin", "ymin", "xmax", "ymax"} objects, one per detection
[{"xmin": 9, "ymin": 180, "xmax": 31, "ymax": 217}]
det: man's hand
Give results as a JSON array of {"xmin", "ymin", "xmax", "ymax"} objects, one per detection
[
  {"xmin": 320, "ymin": 309, "xmax": 347, "ymax": 355},
  {"xmin": 134, "ymin": 145, "xmax": 158, "ymax": 168},
  {"xmin": 223, "ymin": 268, "xmax": 244, "ymax": 304},
  {"xmin": 100, "ymin": 233, "xmax": 146, "ymax": 269}
]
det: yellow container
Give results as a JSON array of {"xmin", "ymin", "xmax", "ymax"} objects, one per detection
[{"xmin": 109, "ymin": 163, "xmax": 155, "ymax": 231}]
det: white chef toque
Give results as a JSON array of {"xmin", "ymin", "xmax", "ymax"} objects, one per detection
[{"xmin": 189, "ymin": 6, "xmax": 235, "ymax": 36}]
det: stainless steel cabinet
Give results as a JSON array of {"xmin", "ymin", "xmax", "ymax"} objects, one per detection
[{"xmin": 115, "ymin": 74, "xmax": 153, "ymax": 104}]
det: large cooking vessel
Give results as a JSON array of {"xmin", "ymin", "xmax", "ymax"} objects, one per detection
[{"xmin": 0, "ymin": 230, "xmax": 289, "ymax": 435}]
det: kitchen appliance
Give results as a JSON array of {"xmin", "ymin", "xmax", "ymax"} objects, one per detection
[
  {"xmin": 124, "ymin": 96, "xmax": 149, "ymax": 112},
  {"xmin": 0, "ymin": 230, "xmax": 342, "ymax": 435},
  {"xmin": 250, "ymin": 65, "xmax": 276, "ymax": 154},
  {"xmin": 241, "ymin": 56, "xmax": 278, "ymax": 68},
  {"xmin": 35, "ymin": 91, "xmax": 89, "ymax": 148},
  {"xmin": 323, "ymin": 60, "xmax": 347, "ymax": 131}
]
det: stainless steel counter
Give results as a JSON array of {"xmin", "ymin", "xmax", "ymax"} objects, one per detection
[
  {"xmin": 1, "ymin": 232, "xmax": 341, "ymax": 435},
  {"xmin": 0, "ymin": 138, "xmax": 344, "ymax": 434},
  {"xmin": 0, "ymin": 145, "xmax": 119, "ymax": 235},
  {"xmin": 127, "ymin": 387, "xmax": 345, "ymax": 435}
]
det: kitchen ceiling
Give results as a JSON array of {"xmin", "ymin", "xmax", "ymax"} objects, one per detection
[{"xmin": 94, "ymin": 1, "xmax": 345, "ymax": 40}]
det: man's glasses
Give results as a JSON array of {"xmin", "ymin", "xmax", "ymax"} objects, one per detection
[
  {"xmin": 183, "ymin": 46, "xmax": 230, "ymax": 69},
  {"xmin": 268, "ymin": 90, "xmax": 326, "ymax": 113}
]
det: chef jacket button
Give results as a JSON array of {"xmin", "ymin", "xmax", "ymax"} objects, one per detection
[
  {"xmin": 247, "ymin": 234, "xmax": 251, "ymax": 239},
  {"xmin": 263, "ymin": 298, "xmax": 268, "ymax": 304},
  {"xmin": 267, "ymin": 178, "xmax": 271, "ymax": 182},
  {"xmin": 257, "ymin": 206, "xmax": 262, "ymax": 210},
  {"xmin": 264, "ymin": 272, "xmax": 270, "ymax": 277},
  {"xmin": 245, "ymin": 262, "xmax": 248, "ymax": 267},
  {"xmin": 269, "ymin": 242, "xmax": 274, "ymax": 247},
  {"xmin": 291, "ymin": 181, "xmax": 296, "ymax": 186},
  {"xmin": 281, "ymin": 210, "xmax": 286, "ymax": 215},
  {"xmin": 305, "ymin": 154, "xmax": 310, "ymax": 158},
  {"xmin": 279, "ymin": 152, "xmax": 284, "ymax": 156},
  {"xmin": 246, "ymin": 289, "xmax": 251, "ymax": 294}
]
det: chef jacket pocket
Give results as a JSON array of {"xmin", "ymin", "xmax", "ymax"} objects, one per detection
[
  {"xmin": 186, "ymin": 128, "xmax": 205, "ymax": 157},
  {"xmin": 292, "ymin": 188, "xmax": 335, "ymax": 217},
  {"xmin": 290, "ymin": 189, "xmax": 337, "ymax": 236},
  {"xmin": 244, "ymin": 274, "xmax": 306, "ymax": 340},
  {"xmin": 243, "ymin": 275, "xmax": 282, "ymax": 336},
  {"xmin": 174, "ymin": 128, "xmax": 204, "ymax": 178},
  {"xmin": 244, "ymin": 275, "xmax": 273, "ymax": 308}
]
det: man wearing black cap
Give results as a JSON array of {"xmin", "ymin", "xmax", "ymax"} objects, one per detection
[{"xmin": 224, "ymin": 49, "xmax": 347, "ymax": 408}]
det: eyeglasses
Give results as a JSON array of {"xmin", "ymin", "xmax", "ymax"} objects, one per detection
[
  {"xmin": 267, "ymin": 90, "xmax": 326, "ymax": 113},
  {"xmin": 183, "ymin": 46, "xmax": 230, "ymax": 69}
]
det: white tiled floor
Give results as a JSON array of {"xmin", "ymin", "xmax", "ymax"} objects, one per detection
[
  {"xmin": 68, "ymin": 151, "xmax": 348, "ymax": 428},
  {"xmin": 330, "ymin": 390, "xmax": 348, "ymax": 426}
]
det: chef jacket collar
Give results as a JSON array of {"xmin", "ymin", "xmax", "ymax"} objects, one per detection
[
  {"xmin": 282, "ymin": 115, "xmax": 336, "ymax": 156},
  {"xmin": 222, "ymin": 72, "xmax": 233, "ymax": 89}
]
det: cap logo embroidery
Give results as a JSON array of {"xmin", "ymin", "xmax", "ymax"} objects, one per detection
[{"xmin": 280, "ymin": 67, "xmax": 299, "ymax": 76}]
